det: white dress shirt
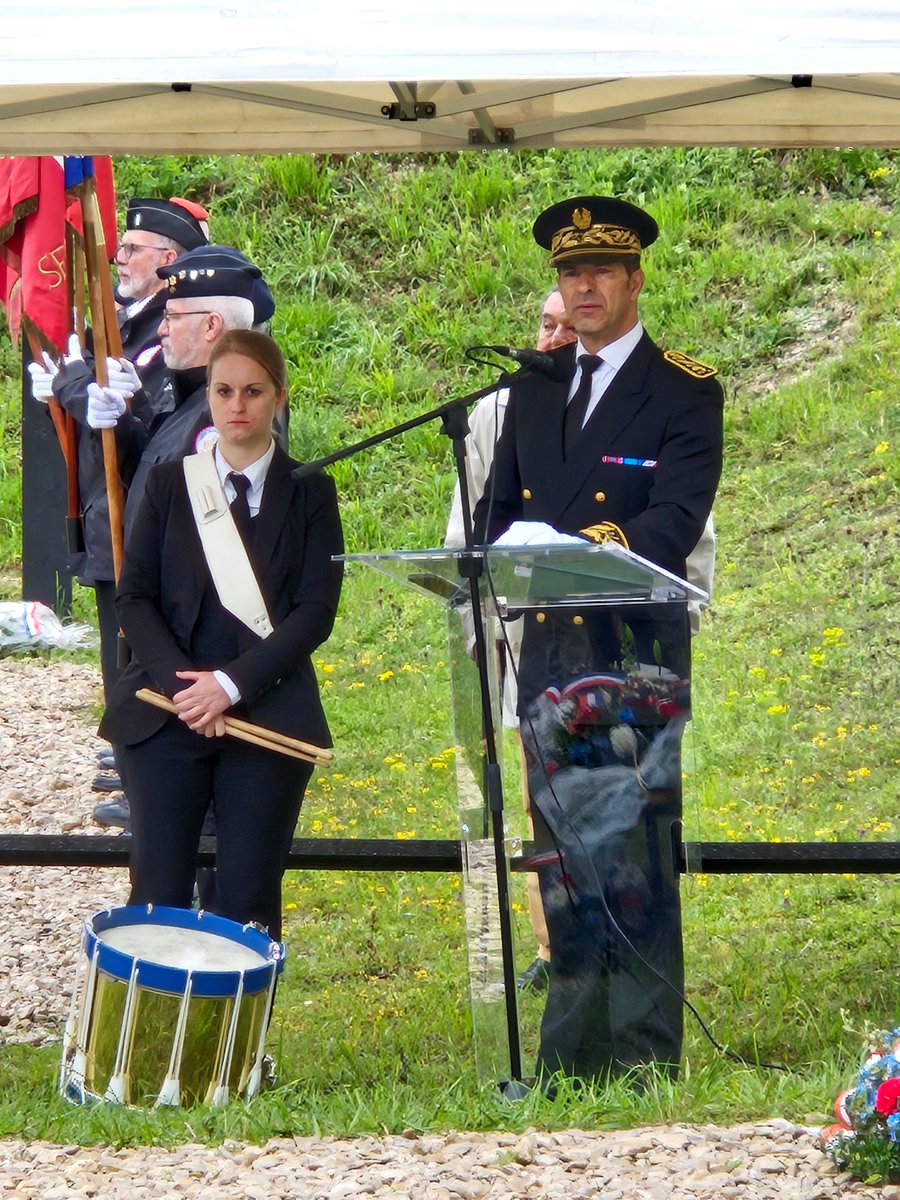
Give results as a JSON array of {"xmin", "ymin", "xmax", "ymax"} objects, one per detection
[
  {"xmin": 567, "ymin": 321, "xmax": 644, "ymax": 429},
  {"xmin": 215, "ymin": 438, "xmax": 277, "ymax": 517}
]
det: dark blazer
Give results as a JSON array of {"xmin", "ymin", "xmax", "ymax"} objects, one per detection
[
  {"xmin": 100, "ymin": 444, "xmax": 343, "ymax": 748},
  {"xmin": 473, "ymin": 334, "xmax": 724, "ymax": 578}
]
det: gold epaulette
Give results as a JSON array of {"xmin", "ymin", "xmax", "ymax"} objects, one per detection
[
  {"xmin": 579, "ymin": 521, "xmax": 629, "ymax": 548},
  {"xmin": 663, "ymin": 349, "xmax": 718, "ymax": 379}
]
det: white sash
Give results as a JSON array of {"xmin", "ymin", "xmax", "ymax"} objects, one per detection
[{"xmin": 182, "ymin": 453, "xmax": 274, "ymax": 639}]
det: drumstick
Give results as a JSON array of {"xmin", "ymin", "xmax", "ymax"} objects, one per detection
[
  {"xmin": 213, "ymin": 712, "xmax": 334, "ymax": 763},
  {"xmin": 135, "ymin": 688, "xmax": 333, "ymax": 766}
]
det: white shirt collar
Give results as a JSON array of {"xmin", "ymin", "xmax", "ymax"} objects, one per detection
[
  {"xmin": 575, "ymin": 320, "xmax": 643, "ymax": 370},
  {"xmin": 214, "ymin": 439, "xmax": 276, "ymax": 502}
]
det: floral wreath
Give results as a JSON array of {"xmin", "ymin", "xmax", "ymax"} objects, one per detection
[{"xmin": 822, "ymin": 1026, "xmax": 900, "ymax": 1182}]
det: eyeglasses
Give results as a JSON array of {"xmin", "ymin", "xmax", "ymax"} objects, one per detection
[
  {"xmin": 115, "ymin": 241, "xmax": 171, "ymax": 261},
  {"xmin": 162, "ymin": 309, "xmax": 213, "ymax": 323}
]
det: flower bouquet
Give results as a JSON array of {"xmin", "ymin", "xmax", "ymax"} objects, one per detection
[
  {"xmin": 822, "ymin": 1026, "xmax": 900, "ymax": 1182},
  {"xmin": 0, "ymin": 601, "xmax": 94, "ymax": 654}
]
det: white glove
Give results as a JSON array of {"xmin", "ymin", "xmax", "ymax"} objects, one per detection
[
  {"xmin": 26, "ymin": 351, "xmax": 58, "ymax": 404},
  {"xmin": 62, "ymin": 332, "xmax": 85, "ymax": 367},
  {"xmin": 105, "ymin": 356, "xmax": 141, "ymax": 400},
  {"xmin": 493, "ymin": 521, "xmax": 586, "ymax": 547},
  {"xmin": 86, "ymin": 382, "xmax": 126, "ymax": 429}
]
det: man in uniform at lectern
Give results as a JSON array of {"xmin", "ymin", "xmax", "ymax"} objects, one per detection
[{"xmin": 473, "ymin": 195, "xmax": 723, "ymax": 1087}]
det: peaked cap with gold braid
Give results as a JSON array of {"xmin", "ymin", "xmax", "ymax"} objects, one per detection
[{"xmin": 533, "ymin": 196, "xmax": 659, "ymax": 266}]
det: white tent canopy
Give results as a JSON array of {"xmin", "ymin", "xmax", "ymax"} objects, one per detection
[{"xmin": 4, "ymin": 1, "xmax": 900, "ymax": 153}]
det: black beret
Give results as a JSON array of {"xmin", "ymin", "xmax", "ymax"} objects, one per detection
[
  {"xmin": 157, "ymin": 244, "xmax": 263, "ymax": 304},
  {"xmin": 171, "ymin": 244, "xmax": 276, "ymax": 324},
  {"xmin": 533, "ymin": 196, "xmax": 659, "ymax": 266},
  {"xmin": 126, "ymin": 198, "xmax": 209, "ymax": 251}
]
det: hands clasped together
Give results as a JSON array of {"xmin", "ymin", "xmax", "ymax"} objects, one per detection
[{"xmin": 173, "ymin": 671, "xmax": 231, "ymax": 739}]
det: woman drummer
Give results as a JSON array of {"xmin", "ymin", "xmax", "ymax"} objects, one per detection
[{"xmin": 100, "ymin": 330, "xmax": 343, "ymax": 941}]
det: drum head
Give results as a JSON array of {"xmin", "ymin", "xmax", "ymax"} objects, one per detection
[{"xmin": 83, "ymin": 905, "xmax": 285, "ymax": 997}]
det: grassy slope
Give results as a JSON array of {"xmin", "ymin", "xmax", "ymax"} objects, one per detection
[{"xmin": 0, "ymin": 147, "xmax": 898, "ymax": 1140}]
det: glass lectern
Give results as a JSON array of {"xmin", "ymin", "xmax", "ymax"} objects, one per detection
[{"xmin": 340, "ymin": 541, "xmax": 705, "ymax": 1086}]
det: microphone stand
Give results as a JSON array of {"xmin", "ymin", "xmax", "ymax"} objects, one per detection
[{"xmin": 296, "ymin": 370, "xmax": 528, "ymax": 1086}]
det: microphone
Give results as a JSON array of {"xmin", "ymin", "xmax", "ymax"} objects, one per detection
[{"xmin": 485, "ymin": 345, "xmax": 557, "ymax": 372}]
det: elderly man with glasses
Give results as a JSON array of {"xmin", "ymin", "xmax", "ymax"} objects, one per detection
[{"xmin": 108, "ymin": 246, "xmax": 274, "ymax": 544}]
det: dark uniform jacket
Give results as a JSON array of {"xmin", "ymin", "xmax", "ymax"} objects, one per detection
[
  {"xmin": 473, "ymin": 333, "xmax": 724, "ymax": 579},
  {"xmin": 53, "ymin": 290, "xmax": 169, "ymax": 584},
  {"xmin": 120, "ymin": 365, "xmax": 213, "ymax": 543},
  {"xmin": 100, "ymin": 444, "xmax": 343, "ymax": 749},
  {"xmin": 473, "ymin": 333, "xmax": 724, "ymax": 698}
]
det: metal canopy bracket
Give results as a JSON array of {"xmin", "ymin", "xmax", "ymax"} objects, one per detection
[
  {"xmin": 381, "ymin": 100, "xmax": 437, "ymax": 120},
  {"xmin": 382, "ymin": 81, "xmax": 436, "ymax": 121}
]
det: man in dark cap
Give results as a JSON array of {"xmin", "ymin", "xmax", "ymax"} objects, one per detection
[
  {"xmin": 30, "ymin": 196, "xmax": 211, "ymax": 550},
  {"xmin": 26, "ymin": 196, "xmax": 210, "ymax": 816},
  {"xmin": 87, "ymin": 244, "xmax": 271, "ymax": 542},
  {"xmin": 473, "ymin": 196, "xmax": 723, "ymax": 1088}
]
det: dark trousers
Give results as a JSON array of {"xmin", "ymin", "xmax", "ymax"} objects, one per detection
[
  {"xmin": 118, "ymin": 718, "xmax": 312, "ymax": 941},
  {"xmin": 519, "ymin": 663, "xmax": 689, "ymax": 1082},
  {"xmin": 532, "ymin": 798, "xmax": 684, "ymax": 1082}
]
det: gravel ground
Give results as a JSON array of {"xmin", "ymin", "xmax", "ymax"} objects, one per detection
[
  {"xmin": 0, "ymin": 656, "xmax": 891, "ymax": 1198},
  {"xmin": 0, "ymin": 658, "xmax": 130, "ymax": 1045}
]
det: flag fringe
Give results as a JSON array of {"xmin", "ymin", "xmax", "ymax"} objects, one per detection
[{"xmin": 0, "ymin": 196, "xmax": 38, "ymax": 248}]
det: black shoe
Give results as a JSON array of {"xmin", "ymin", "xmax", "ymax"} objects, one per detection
[
  {"xmin": 92, "ymin": 795, "xmax": 131, "ymax": 831},
  {"xmin": 91, "ymin": 773, "xmax": 122, "ymax": 792},
  {"xmin": 517, "ymin": 958, "xmax": 550, "ymax": 992}
]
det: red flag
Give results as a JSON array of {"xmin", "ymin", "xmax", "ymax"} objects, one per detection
[
  {"xmin": 0, "ymin": 156, "xmax": 39, "ymax": 340},
  {"xmin": 92, "ymin": 157, "xmax": 118, "ymax": 254},
  {"xmin": 21, "ymin": 158, "xmax": 67, "ymax": 351},
  {"xmin": 0, "ymin": 157, "xmax": 67, "ymax": 352}
]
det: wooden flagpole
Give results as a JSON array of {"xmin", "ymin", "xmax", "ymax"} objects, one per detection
[{"xmin": 79, "ymin": 174, "xmax": 125, "ymax": 582}]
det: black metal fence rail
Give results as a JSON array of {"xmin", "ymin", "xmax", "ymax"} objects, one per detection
[
  {"xmin": 0, "ymin": 835, "xmax": 462, "ymax": 872},
  {"xmin": 2, "ymin": 835, "xmax": 900, "ymax": 875},
  {"xmin": 680, "ymin": 841, "xmax": 900, "ymax": 874}
]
